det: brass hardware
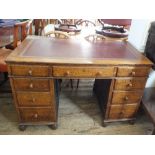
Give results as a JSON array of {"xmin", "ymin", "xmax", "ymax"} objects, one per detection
[
  {"xmin": 28, "ymin": 70, "xmax": 32, "ymax": 75},
  {"xmin": 64, "ymin": 71, "xmax": 70, "ymax": 76},
  {"xmin": 96, "ymin": 71, "xmax": 102, "ymax": 76},
  {"xmin": 131, "ymin": 71, "xmax": 135, "ymax": 76},
  {"xmin": 124, "ymin": 96, "xmax": 129, "ymax": 101},
  {"xmin": 127, "ymin": 83, "xmax": 133, "ymax": 87},
  {"xmin": 34, "ymin": 113, "xmax": 38, "ymax": 118},
  {"xmin": 29, "ymin": 83, "xmax": 33, "ymax": 88},
  {"xmin": 32, "ymin": 98, "xmax": 35, "ymax": 103}
]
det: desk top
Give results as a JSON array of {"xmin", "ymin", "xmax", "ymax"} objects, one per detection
[{"xmin": 6, "ymin": 35, "xmax": 153, "ymax": 66}]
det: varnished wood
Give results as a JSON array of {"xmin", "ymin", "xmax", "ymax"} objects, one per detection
[
  {"xmin": 10, "ymin": 65, "xmax": 49, "ymax": 77},
  {"xmin": 53, "ymin": 66, "xmax": 115, "ymax": 78},
  {"xmin": 5, "ymin": 35, "xmax": 153, "ymax": 129},
  {"xmin": 108, "ymin": 104, "xmax": 138, "ymax": 119},
  {"xmin": 117, "ymin": 66, "xmax": 150, "ymax": 77},
  {"xmin": 16, "ymin": 92, "xmax": 53, "ymax": 107},
  {"xmin": 13, "ymin": 78, "xmax": 50, "ymax": 91},
  {"xmin": 111, "ymin": 91, "xmax": 143, "ymax": 104},
  {"xmin": 114, "ymin": 78, "xmax": 147, "ymax": 90},
  {"xmin": 19, "ymin": 107, "xmax": 56, "ymax": 123}
]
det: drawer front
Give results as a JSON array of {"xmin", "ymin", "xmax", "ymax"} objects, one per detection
[
  {"xmin": 108, "ymin": 105, "xmax": 123, "ymax": 119},
  {"xmin": 111, "ymin": 91, "xmax": 142, "ymax": 104},
  {"xmin": 108, "ymin": 104, "xmax": 138, "ymax": 119},
  {"xmin": 53, "ymin": 66, "xmax": 115, "ymax": 78},
  {"xmin": 16, "ymin": 92, "xmax": 54, "ymax": 107},
  {"xmin": 13, "ymin": 78, "xmax": 50, "ymax": 91},
  {"xmin": 114, "ymin": 78, "xmax": 146, "ymax": 90},
  {"xmin": 19, "ymin": 108, "xmax": 56, "ymax": 122},
  {"xmin": 117, "ymin": 67, "xmax": 150, "ymax": 77},
  {"xmin": 11, "ymin": 65, "xmax": 49, "ymax": 77},
  {"xmin": 123, "ymin": 104, "xmax": 139, "ymax": 118}
]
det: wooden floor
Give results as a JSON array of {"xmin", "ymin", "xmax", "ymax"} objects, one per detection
[{"xmin": 0, "ymin": 78, "xmax": 153, "ymax": 135}]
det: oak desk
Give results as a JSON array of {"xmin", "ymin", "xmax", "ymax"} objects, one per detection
[{"xmin": 6, "ymin": 35, "xmax": 153, "ymax": 130}]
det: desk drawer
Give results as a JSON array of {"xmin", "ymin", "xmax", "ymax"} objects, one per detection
[
  {"xmin": 111, "ymin": 91, "xmax": 142, "ymax": 104},
  {"xmin": 11, "ymin": 65, "xmax": 49, "ymax": 77},
  {"xmin": 13, "ymin": 78, "xmax": 50, "ymax": 91},
  {"xmin": 19, "ymin": 108, "xmax": 56, "ymax": 122},
  {"xmin": 108, "ymin": 104, "xmax": 138, "ymax": 119},
  {"xmin": 53, "ymin": 66, "xmax": 115, "ymax": 78},
  {"xmin": 117, "ymin": 67, "xmax": 150, "ymax": 77},
  {"xmin": 114, "ymin": 78, "xmax": 146, "ymax": 90},
  {"xmin": 16, "ymin": 92, "xmax": 53, "ymax": 107}
]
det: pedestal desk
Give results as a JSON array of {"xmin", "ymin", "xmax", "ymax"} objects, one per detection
[{"xmin": 6, "ymin": 35, "xmax": 153, "ymax": 130}]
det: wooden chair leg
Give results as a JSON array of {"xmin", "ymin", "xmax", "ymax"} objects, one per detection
[{"xmin": 77, "ymin": 79, "xmax": 80, "ymax": 88}]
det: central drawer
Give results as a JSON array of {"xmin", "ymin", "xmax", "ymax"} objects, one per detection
[
  {"xmin": 111, "ymin": 91, "xmax": 143, "ymax": 104},
  {"xmin": 16, "ymin": 92, "xmax": 54, "ymax": 107},
  {"xmin": 10, "ymin": 65, "xmax": 49, "ymax": 77},
  {"xmin": 19, "ymin": 108, "xmax": 56, "ymax": 122},
  {"xmin": 53, "ymin": 66, "xmax": 115, "ymax": 78},
  {"xmin": 13, "ymin": 78, "xmax": 50, "ymax": 91}
]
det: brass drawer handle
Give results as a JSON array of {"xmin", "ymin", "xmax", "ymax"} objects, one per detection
[
  {"xmin": 29, "ymin": 83, "xmax": 33, "ymax": 88},
  {"xmin": 131, "ymin": 71, "xmax": 136, "ymax": 76},
  {"xmin": 64, "ymin": 71, "xmax": 70, "ymax": 76},
  {"xmin": 124, "ymin": 96, "xmax": 129, "ymax": 101},
  {"xmin": 28, "ymin": 70, "xmax": 32, "ymax": 76},
  {"xmin": 34, "ymin": 113, "xmax": 38, "ymax": 118},
  {"xmin": 30, "ymin": 98, "xmax": 36, "ymax": 103},
  {"xmin": 96, "ymin": 71, "xmax": 102, "ymax": 76},
  {"xmin": 127, "ymin": 83, "xmax": 133, "ymax": 87}
]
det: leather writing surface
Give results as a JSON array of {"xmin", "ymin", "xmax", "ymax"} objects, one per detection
[{"xmin": 21, "ymin": 37, "xmax": 137, "ymax": 60}]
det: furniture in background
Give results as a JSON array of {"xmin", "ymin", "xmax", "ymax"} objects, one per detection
[
  {"xmin": 6, "ymin": 35, "xmax": 152, "ymax": 130},
  {"xmin": 142, "ymin": 87, "xmax": 155, "ymax": 135},
  {"xmin": 34, "ymin": 19, "xmax": 59, "ymax": 36},
  {"xmin": 96, "ymin": 19, "xmax": 132, "ymax": 40},
  {"xmin": 34, "ymin": 19, "xmax": 71, "ymax": 36},
  {"xmin": 0, "ymin": 19, "xmax": 33, "ymax": 87}
]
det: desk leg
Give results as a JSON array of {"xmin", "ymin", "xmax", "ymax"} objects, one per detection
[
  {"xmin": 19, "ymin": 125, "xmax": 27, "ymax": 131},
  {"xmin": 48, "ymin": 123, "xmax": 58, "ymax": 130}
]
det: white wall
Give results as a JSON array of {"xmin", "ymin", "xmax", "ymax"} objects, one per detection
[
  {"xmin": 128, "ymin": 19, "xmax": 155, "ymax": 87},
  {"xmin": 128, "ymin": 19, "xmax": 151, "ymax": 52}
]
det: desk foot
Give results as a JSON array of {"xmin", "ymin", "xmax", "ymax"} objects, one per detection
[
  {"xmin": 19, "ymin": 125, "xmax": 27, "ymax": 131},
  {"xmin": 102, "ymin": 122, "xmax": 107, "ymax": 127},
  {"xmin": 48, "ymin": 123, "xmax": 58, "ymax": 130},
  {"xmin": 128, "ymin": 120, "xmax": 135, "ymax": 125}
]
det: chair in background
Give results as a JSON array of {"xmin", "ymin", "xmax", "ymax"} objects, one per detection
[
  {"xmin": 40, "ymin": 19, "xmax": 72, "ymax": 36},
  {"xmin": 44, "ymin": 30, "xmax": 70, "ymax": 39},
  {"xmin": 0, "ymin": 19, "xmax": 33, "ymax": 88},
  {"xmin": 34, "ymin": 19, "xmax": 62, "ymax": 36},
  {"xmin": 85, "ymin": 34, "xmax": 106, "ymax": 42},
  {"xmin": 96, "ymin": 19, "xmax": 132, "ymax": 40},
  {"xmin": 75, "ymin": 19, "xmax": 96, "ymax": 27}
]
